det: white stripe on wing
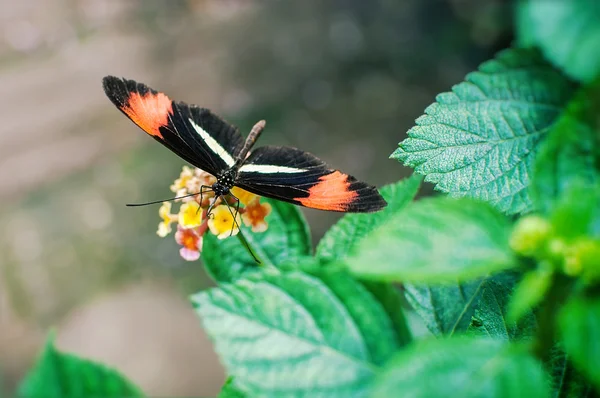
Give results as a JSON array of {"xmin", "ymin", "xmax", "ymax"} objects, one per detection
[
  {"xmin": 239, "ymin": 164, "xmax": 308, "ymax": 173},
  {"xmin": 189, "ymin": 118, "xmax": 236, "ymax": 167}
]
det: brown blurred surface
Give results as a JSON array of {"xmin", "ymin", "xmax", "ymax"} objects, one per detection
[{"xmin": 0, "ymin": 0, "xmax": 511, "ymax": 396}]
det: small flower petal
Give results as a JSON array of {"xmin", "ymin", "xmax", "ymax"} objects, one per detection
[
  {"xmin": 179, "ymin": 201, "xmax": 203, "ymax": 228},
  {"xmin": 175, "ymin": 225, "xmax": 203, "ymax": 261},
  {"xmin": 208, "ymin": 205, "xmax": 241, "ymax": 239},
  {"xmin": 230, "ymin": 187, "xmax": 259, "ymax": 206},
  {"xmin": 157, "ymin": 202, "xmax": 177, "ymax": 237},
  {"xmin": 159, "ymin": 202, "xmax": 172, "ymax": 218},
  {"xmin": 170, "ymin": 166, "xmax": 194, "ymax": 193},
  {"xmin": 179, "ymin": 247, "xmax": 201, "ymax": 261},
  {"xmin": 157, "ymin": 221, "xmax": 172, "ymax": 237},
  {"xmin": 242, "ymin": 200, "xmax": 272, "ymax": 233}
]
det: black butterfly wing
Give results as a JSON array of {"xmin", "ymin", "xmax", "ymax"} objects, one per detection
[
  {"xmin": 235, "ymin": 146, "xmax": 387, "ymax": 213},
  {"xmin": 102, "ymin": 76, "xmax": 244, "ymax": 176}
]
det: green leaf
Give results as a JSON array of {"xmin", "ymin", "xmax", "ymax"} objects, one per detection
[
  {"xmin": 192, "ymin": 271, "xmax": 382, "ymax": 397},
  {"xmin": 316, "ymin": 175, "xmax": 422, "ymax": 264},
  {"xmin": 361, "ymin": 282, "xmax": 412, "ymax": 347},
  {"xmin": 218, "ymin": 377, "xmax": 246, "ymax": 398},
  {"xmin": 315, "ymin": 177, "xmax": 419, "ymax": 349},
  {"xmin": 202, "ymin": 198, "xmax": 311, "ymax": 283},
  {"xmin": 371, "ymin": 337, "xmax": 551, "ymax": 398},
  {"xmin": 18, "ymin": 335, "xmax": 143, "ymax": 398},
  {"xmin": 404, "ymin": 278, "xmax": 486, "ymax": 336},
  {"xmin": 308, "ymin": 268, "xmax": 404, "ymax": 364},
  {"xmin": 346, "ymin": 197, "xmax": 516, "ymax": 283},
  {"xmin": 532, "ymin": 84, "xmax": 600, "ymax": 215},
  {"xmin": 551, "ymin": 184, "xmax": 600, "ymax": 240},
  {"xmin": 517, "ymin": 0, "xmax": 600, "ymax": 83},
  {"xmin": 468, "ymin": 273, "xmax": 537, "ymax": 341},
  {"xmin": 559, "ymin": 295, "xmax": 600, "ymax": 390},
  {"xmin": 391, "ymin": 48, "xmax": 574, "ymax": 215},
  {"xmin": 507, "ymin": 266, "xmax": 553, "ymax": 323},
  {"xmin": 548, "ymin": 347, "xmax": 596, "ymax": 398},
  {"xmin": 405, "ymin": 273, "xmax": 536, "ymax": 339}
]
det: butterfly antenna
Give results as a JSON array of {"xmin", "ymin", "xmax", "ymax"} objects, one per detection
[{"xmin": 126, "ymin": 191, "xmax": 208, "ymax": 207}]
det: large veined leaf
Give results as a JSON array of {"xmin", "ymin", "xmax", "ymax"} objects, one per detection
[
  {"xmin": 468, "ymin": 273, "xmax": 537, "ymax": 341},
  {"xmin": 517, "ymin": 0, "xmax": 600, "ymax": 83},
  {"xmin": 404, "ymin": 273, "xmax": 535, "ymax": 339},
  {"xmin": 192, "ymin": 270, "xmax": 397, "ymax": 397},
  {"xmin": 309, "ymin": 269, "xmax": 403, "ymax": 364},
  {"xmin": 404, "ymin": 279, "xmax": 486, "ymax": 336},
  {"xmin": 19, "ymin": 337, "xmax": 142, "ymax": 398},
  {"xmin": 316, "ymin": 175, "xmax": 422, "ymax": 264},
  {"xmin": 559, "ymin": 296, "xmax": 600, "ymax": 390},
  {"xmin": 371, "ymin": 337, "xmax": 550, "ymax": 398},
  {"xmin": 361, "ymin": 281, "xmax": 412, "ymax": 347},
  {"xmin": 315, "ymin": 177, "xmax": 419, "ymax": 348},
  {"xmin": 202, "ymin": 198, "xmax": 311, "ymax": 283},
  {"xmin": 392, "ymin": 48, "xmax": 574, "ymax": 215},
  {"xmin": 548, "ymin": 347, "xmax": 596, "ymax": 398},
  {"xmin": 346, "ymin": 197, "xmax": 515, "ymax": 283}
]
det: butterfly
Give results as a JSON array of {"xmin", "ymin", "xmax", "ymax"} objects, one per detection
[{"xmin": 102, "ymin": 76, "xmax": 387, "ymax": 214}]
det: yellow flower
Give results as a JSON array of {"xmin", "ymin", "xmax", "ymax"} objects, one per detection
[
  {"xmin": 242, "ymin": 200, "xmax": 272, "ymax": 233},
  {"xmin": 230, "ymin": 187, "xmax": 259, "ymax": 206},
  {"xmin": 170, "ymin": 166, "xmax": 194, "ymax": 193},
  {"xmin": 179, "ymin": 201, "xmax": 203, "ymax": 228},
  {"xmin": 157, "ymin": 202, "xmax": 177, "ymax": 237},
  {"xmin": 208, "ymin": 205, "xmax": 241, "ymax": 239}
]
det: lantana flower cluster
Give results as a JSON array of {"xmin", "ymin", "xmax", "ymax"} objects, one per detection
[{"xmin": 157, "ymin": 166, "xmax": 272, "ymax": 261}]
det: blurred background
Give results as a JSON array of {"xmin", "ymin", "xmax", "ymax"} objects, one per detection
[{"xmin": 0, "ymin": 0, "xmax": 512, "ymax": 396}]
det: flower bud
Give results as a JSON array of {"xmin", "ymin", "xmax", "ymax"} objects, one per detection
[{"xmin": 509, "ymin": 215, "xmax": 552, "ymax": 257}]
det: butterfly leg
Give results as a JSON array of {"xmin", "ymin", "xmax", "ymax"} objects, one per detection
[
  {"xmin": 196, "ymin": 185, "xmax": 213, "ymax": 215},
  {"xmin": 220, "ymin": 195, "xmax": 260, "ymax": 264},
  {"xmin": 206, "ymin": 195, "xmax": 220, "ymax": 219},
  {"xmin": 227, "ymin": 192, "xmax": 242, "ymax": 237}
]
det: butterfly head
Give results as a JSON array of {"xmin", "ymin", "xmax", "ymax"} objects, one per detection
[{"xmin": 212, "ymin": 169, "xmax": 237, "ymax": 197}]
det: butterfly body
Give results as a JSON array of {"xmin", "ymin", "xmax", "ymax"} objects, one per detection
[{"xmin": 102, "ymin": 76, "xmax": 386, "ymax": 213}]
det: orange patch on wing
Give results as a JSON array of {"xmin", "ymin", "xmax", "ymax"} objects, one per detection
[
  {"xmin": 121, "ymin": 91, "xmax": 173, "ymax": 138},
  {"xmin": 296, "ymin": 171, "xmax": 358, "ymax": 211}
]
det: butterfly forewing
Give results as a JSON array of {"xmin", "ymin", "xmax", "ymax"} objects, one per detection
[
  {"xmin": 102, "ymin": 76, "xmax": 244, "ymax": 177},
  {"xmin": 236, "ymin": 146, "xmax": 387, "ymax": 212}
]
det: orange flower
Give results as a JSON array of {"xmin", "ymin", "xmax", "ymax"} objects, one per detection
[
  {"xmin": 242, "ymin": 199, "xmax": 272, "ymax": 233},
  {"xmin": 175, "ymin": 225, "xmax": 203, "ymax": 261}
]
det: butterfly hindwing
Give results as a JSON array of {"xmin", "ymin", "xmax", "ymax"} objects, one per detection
[
  {"xmin": 236, "ymin": 146, "xmax": 387, "ymax": 212},
  {"xmin": 102, "ymin": 76, "xmax": 244, "ymax": 176}
]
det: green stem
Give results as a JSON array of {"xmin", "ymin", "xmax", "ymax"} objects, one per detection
[{"xmin": 533, "ymin": 273, "xmax": 574, "ymax": 362}]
